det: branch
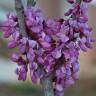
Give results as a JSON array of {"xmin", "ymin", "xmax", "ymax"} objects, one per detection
[
  {"xmin": 15, "ymin": 0, "xmax": 83, "ymax": 96},
  {"xmin": 27, "ymin": 0, "xmax": 36, "ymax": 6},
  {"xmin": 76, "ymin": 0, "xmax": 82, "ymax": 4},
  {"xmin": 15, "ymin": 0, "xmax": 27, "ymax": 37},
  {"xmin": 41, "ymin": 75, "xmax": 54, "ymax": 96}
]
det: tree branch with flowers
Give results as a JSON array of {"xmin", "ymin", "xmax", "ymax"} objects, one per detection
[{"xmin": 0, "ymin": 0, "xmax": 94, "ymax": 96}]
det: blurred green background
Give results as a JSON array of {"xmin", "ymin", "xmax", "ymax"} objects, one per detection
[{"xmin": 0, "ymin": 0, "xmax": 96, "ymax": 96}]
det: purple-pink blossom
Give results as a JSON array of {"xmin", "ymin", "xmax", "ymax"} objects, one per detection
[{"xmin": 1, "ymin": 1, "xmax": 94, "ymax": 96}]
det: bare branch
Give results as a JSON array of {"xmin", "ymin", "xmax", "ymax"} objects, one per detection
[
  {"xmin": 41, "ymin": 75, "xmax": 54, "ymax": 96},
  {"xmin": 15, "ymin": 0, "xmax": 27, "ymax": 37},
  {"xmin": 27, "ymin": 0, "xmax": 36, "ymax": 6},
  {"xmin": 76, "ymin": 0, "xmax": 82, "ymax": 4}
]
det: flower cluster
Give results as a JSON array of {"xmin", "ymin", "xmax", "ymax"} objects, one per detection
[{"xmin": 1, "ymin": 0, "xmax": 94, "ymax": 96}]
